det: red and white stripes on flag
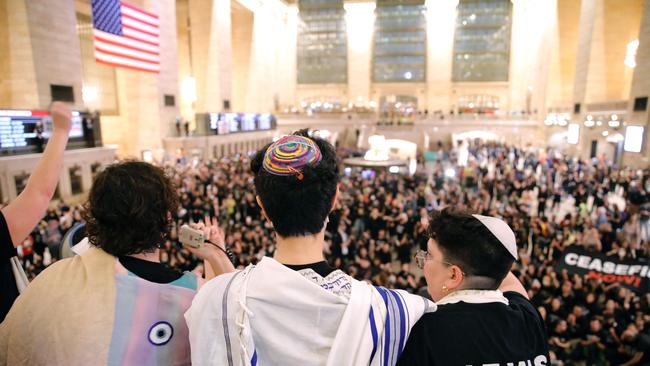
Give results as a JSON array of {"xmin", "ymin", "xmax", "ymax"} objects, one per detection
[{"xmin": 92, "ymin": 0, "xmax": 160, "ymax": 73}]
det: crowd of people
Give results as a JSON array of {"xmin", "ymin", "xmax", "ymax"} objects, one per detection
[{"xmin": 10, "ymin": 140, "xmax": 650, "ymax": 365}]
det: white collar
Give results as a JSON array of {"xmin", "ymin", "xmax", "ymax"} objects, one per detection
[{"xmin": 436, "ymin": 289, "xmax": 509, "ymax": 306}]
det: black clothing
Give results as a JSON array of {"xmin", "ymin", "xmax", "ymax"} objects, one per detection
[
  {"xmin": 0, "ymin": 212, "xmax": 18, "ymax": 323},
  {"xmin": 118, "ymin": 256, "xmax": 184, "ymax": 284},
  {"xmin": 284, "ymin": 260, "xmax": 336, "ymax": 277},
  {"xmin": 397, "ymin": 292, "xmax": 550, "ymax": 366}
]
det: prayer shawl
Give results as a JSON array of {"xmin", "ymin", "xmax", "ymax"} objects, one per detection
[
  {"xmin": 0, "ymin": 246, "xmax": 197, "ymax": 366},
  {"xmin": 185, "ymin": 257, "xmax": 435, "ymax": 366},
  {"xmin": 435, "ymin": 289, "xmax": 510, "ymax": 306}
]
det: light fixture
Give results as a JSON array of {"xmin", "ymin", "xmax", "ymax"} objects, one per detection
[
  {"xmin": 584, "ymin": 120, "xmax": 595, "ymax": 128},
  {"xmin": 181, "ymin": 77, "xmax": 197, "ymax": 103},
  {"xmin": 82, "ymin": 86, "xmax": 99, "ymax": 103},
  {"xmin": 608, "ymin": 120, "xmax": 620, "ymax": 128},
  {"xmin": 607, "ymin": 133, "xmax": 625, "ymax": 143},
  {"xmin": 625, "ymin": 39, "xmax": 639, "ymax": 68},
  {"xmin": 602, "ymin": 130, "xmax": 609, "ymax": 137}
]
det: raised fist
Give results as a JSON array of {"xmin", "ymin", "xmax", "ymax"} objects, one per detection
[{"xmin": 50, "ymin": 102, "xmax": 72, "ymax": 134}]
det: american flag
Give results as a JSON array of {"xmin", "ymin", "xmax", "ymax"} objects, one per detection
[{"xmin": 91, "ymin": 0, "xmax": 160, "ymax": 73}]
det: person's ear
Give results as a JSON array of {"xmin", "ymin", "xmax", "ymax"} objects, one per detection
[
  {"xmin": 445, "ymin": 265, "xmax": 465, "ymax": 291},
  {"xmin": 256, "ymin": 196, "xmax": 271, "ymax": 223}
]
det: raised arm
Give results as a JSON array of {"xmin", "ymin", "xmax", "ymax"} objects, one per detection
[
  {"xmin": 1, "ymin": 102, "xmax": 72, "ymax": 246},
  {"xmin": 499, "ymin": 271, "xmax": 529, "ymax": 299}
]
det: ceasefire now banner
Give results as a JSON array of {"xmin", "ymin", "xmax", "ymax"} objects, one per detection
[{"xmin": 555, "ymin": 246, "xmax": 650, "ymax": 292}]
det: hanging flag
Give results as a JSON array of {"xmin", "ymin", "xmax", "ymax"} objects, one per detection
[{"xmin": 91, "ymin": 0, "xmax": 160, "ymax": 73}]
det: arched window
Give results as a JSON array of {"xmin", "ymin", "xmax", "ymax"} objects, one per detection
[{"xmin": 452, "ymin": 0, "xmax": 512, "ymax": 82}]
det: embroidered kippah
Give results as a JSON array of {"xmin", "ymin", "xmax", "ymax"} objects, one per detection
[{"xmin": 262, "ymin": 135, "xmax": 322, "ymax": 177}]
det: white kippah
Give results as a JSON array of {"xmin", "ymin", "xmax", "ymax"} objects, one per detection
[{"xmin": 471, "ymin": 214, "xmax": 518, "ymax": 260}]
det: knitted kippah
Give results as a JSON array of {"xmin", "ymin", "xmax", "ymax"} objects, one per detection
[{"xmin": 262, "ymin": 135, "xmax": 322, "ymax": 177}]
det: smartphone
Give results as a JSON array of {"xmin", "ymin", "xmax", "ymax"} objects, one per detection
[{"xmin": 179, "ymin": 224, "xmax": 205, "ymax": 248}]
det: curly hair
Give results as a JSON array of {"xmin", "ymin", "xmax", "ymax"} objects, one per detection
[{"xmin": 82, "ymin": 161, "xmax": 179, "ymax": 256}]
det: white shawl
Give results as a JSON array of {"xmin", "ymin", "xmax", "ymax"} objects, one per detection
[{"xmin": 185, "ymin": 257, "xmax": 435, "ymax": 366}]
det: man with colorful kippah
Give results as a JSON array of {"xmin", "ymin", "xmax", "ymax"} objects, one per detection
[{"xmin": 185, "ymin": 129, "xmax": 436, "ymax": 365}]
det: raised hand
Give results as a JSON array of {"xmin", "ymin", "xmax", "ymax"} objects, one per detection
[
  {"xmin": 185, "ymin": 217, "xmax": 227, "ymax": 260},
  {"xmin": 50, "ymin": 102, "xmax": 72, "ymax": 134},
  {"xmin": 185, "ymin": 216, "xmax": 235, "ymax": 279}
]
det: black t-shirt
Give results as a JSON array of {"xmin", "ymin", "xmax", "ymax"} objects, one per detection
[
  {"xmin": 0, "ymin": 211, "xmax": 18, "ymax": 323},
  {"xmin": 118, "ymin": 256, "xmax": 184, "ymax": 284},
  {"xmin": 397, "ymin": 292, "xmax": 550, "ymax": 366},
  {"xmin": 284, "ymin": 261, "xmax": 336, "ymax": 277}
]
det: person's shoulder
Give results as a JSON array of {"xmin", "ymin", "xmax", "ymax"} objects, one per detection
[
  {"xmin": 407, "ymin": 310, "xmax": 450, "ymax": 340},
  {"xmin": 504, "ymin": 291, "xmax": 535, "ymax": 309},
  {"xmin": 186, "ymin": 270, "xmax": 244, "ymax": 326},
  {"xmin": 504, "ymin": 291, "xmax": 546, "ymax": 325},
  {"xmin": 17, "ymin": 256, "xmax": 86, "ymax": 300},
  {"xmin": 192, "ymin": 270, "xmax": 244, "ymax": 308},
  {"xmin": 199, "ymin": 270, "xmax": 243, "ymax": 294},
  {"xmin": 365, "ymin": 284, "xmax": 437, "ymax": 313},
  {"xmin": 413, "ymin": 304, "xmax": 464, "ymax": 327},
  {"xmin": 33, "ymin": 256, "xmax": 79, "ymax": 278}
]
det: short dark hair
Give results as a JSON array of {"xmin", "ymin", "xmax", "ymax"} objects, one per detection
[
  {"xmin": 251, "ymin": 129, "xmax": 339, "ymax": 237},
  {"xmin": 82, "ymin": 161, "xmax": 179, "ymax": 256},
  {"xmin": 426, "ymin": 207, "xmax": 515, "ymax": 289}
]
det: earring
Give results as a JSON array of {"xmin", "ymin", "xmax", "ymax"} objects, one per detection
[{"xmin": 442, "ymin": 285, "xmax": 448, "ymax": 293}]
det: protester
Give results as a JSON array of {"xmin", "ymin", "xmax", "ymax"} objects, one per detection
[
  {"xmin": 9, "ymin": 138, "xmax": 650, "ymax": 365},
  {"xmin": 0, "ymin": 102, "xmax": 72, "ymax": 322},
  {"xmin": 396, "ymin": 208, "xmax": 549, "ymax": 365},
  {"xmin": 0, "ymin": 161, "xmax": 233, "ymax": 365},
  {"xmin": 185, "ymin": 132, "xmax": 435, "ymax": 365}
]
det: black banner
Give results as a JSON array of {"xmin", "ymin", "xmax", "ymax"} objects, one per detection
[{"xmin": 555, "ymin": 246, "xmax": 650, "ymax": 292}]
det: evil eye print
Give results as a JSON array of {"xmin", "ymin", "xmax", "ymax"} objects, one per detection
[{"xmin": 148, "ymin": 321, "xmax": 173, "ymax": 346}]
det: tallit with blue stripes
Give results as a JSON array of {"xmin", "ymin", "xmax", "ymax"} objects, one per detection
[{"xmin": 185, "ymin": 257, "xmax": 436, "ymax": 366}]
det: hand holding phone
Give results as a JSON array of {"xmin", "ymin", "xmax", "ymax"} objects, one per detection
[
  {"xmin": 179, "ymin": 224, "xmax": 205, "ymax": 248},
  {"xmin": 179, "ymin": 218, "xmax": 233, "ymax": 265}
]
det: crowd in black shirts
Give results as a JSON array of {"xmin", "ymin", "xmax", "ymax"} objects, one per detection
[{"xmin": 10, "ymin": 141, "xmax": 650, "ymax": 366}]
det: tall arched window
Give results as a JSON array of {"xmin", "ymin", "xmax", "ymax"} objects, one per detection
[
  {"xmin": 297, "ymin": 0, "xmax": 348, "ymax": 84},
  {"xmin": 452, "ymin": 0, "xmax": 512, "ymax": 82},
  {"xmin": 373, "ymin": 0, "xmax": 426, "ymax": 82}
]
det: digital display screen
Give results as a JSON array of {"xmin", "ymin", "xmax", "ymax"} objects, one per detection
[
  {"xmin": 258, "ymin": 114, "xmax": 273, "ymax": 130},
  {"xmin": 208, "ymin": 113, "xmax": 219, "ymax": 130},
  {"xmin": 0, "ymin": 113, "xmax": 44, "ymax": 148},
  {"xmin": 241, "ymin": 114, "xmax": 257, "ymax": 131},
  {"xmin": 0, "ymin": 109, "xmax": 94, "ymax": 154},
  {"xmin": 196, "ymin": 112, "xmax": 276, "ymax": 136},
  {"xmin": 42, "ymin": 111, "xmax": 84, "ymax": 139},
  {"xmin": 624, "ymin": 126, "xmax": 644, "ymax": 153},
  {"xmin": 217, "ymin": 114, "xmax": 229, "ymax": 135},
  {"xmin": 225, "ymin": 113, "xmax": 239, "ymax": 133}
]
